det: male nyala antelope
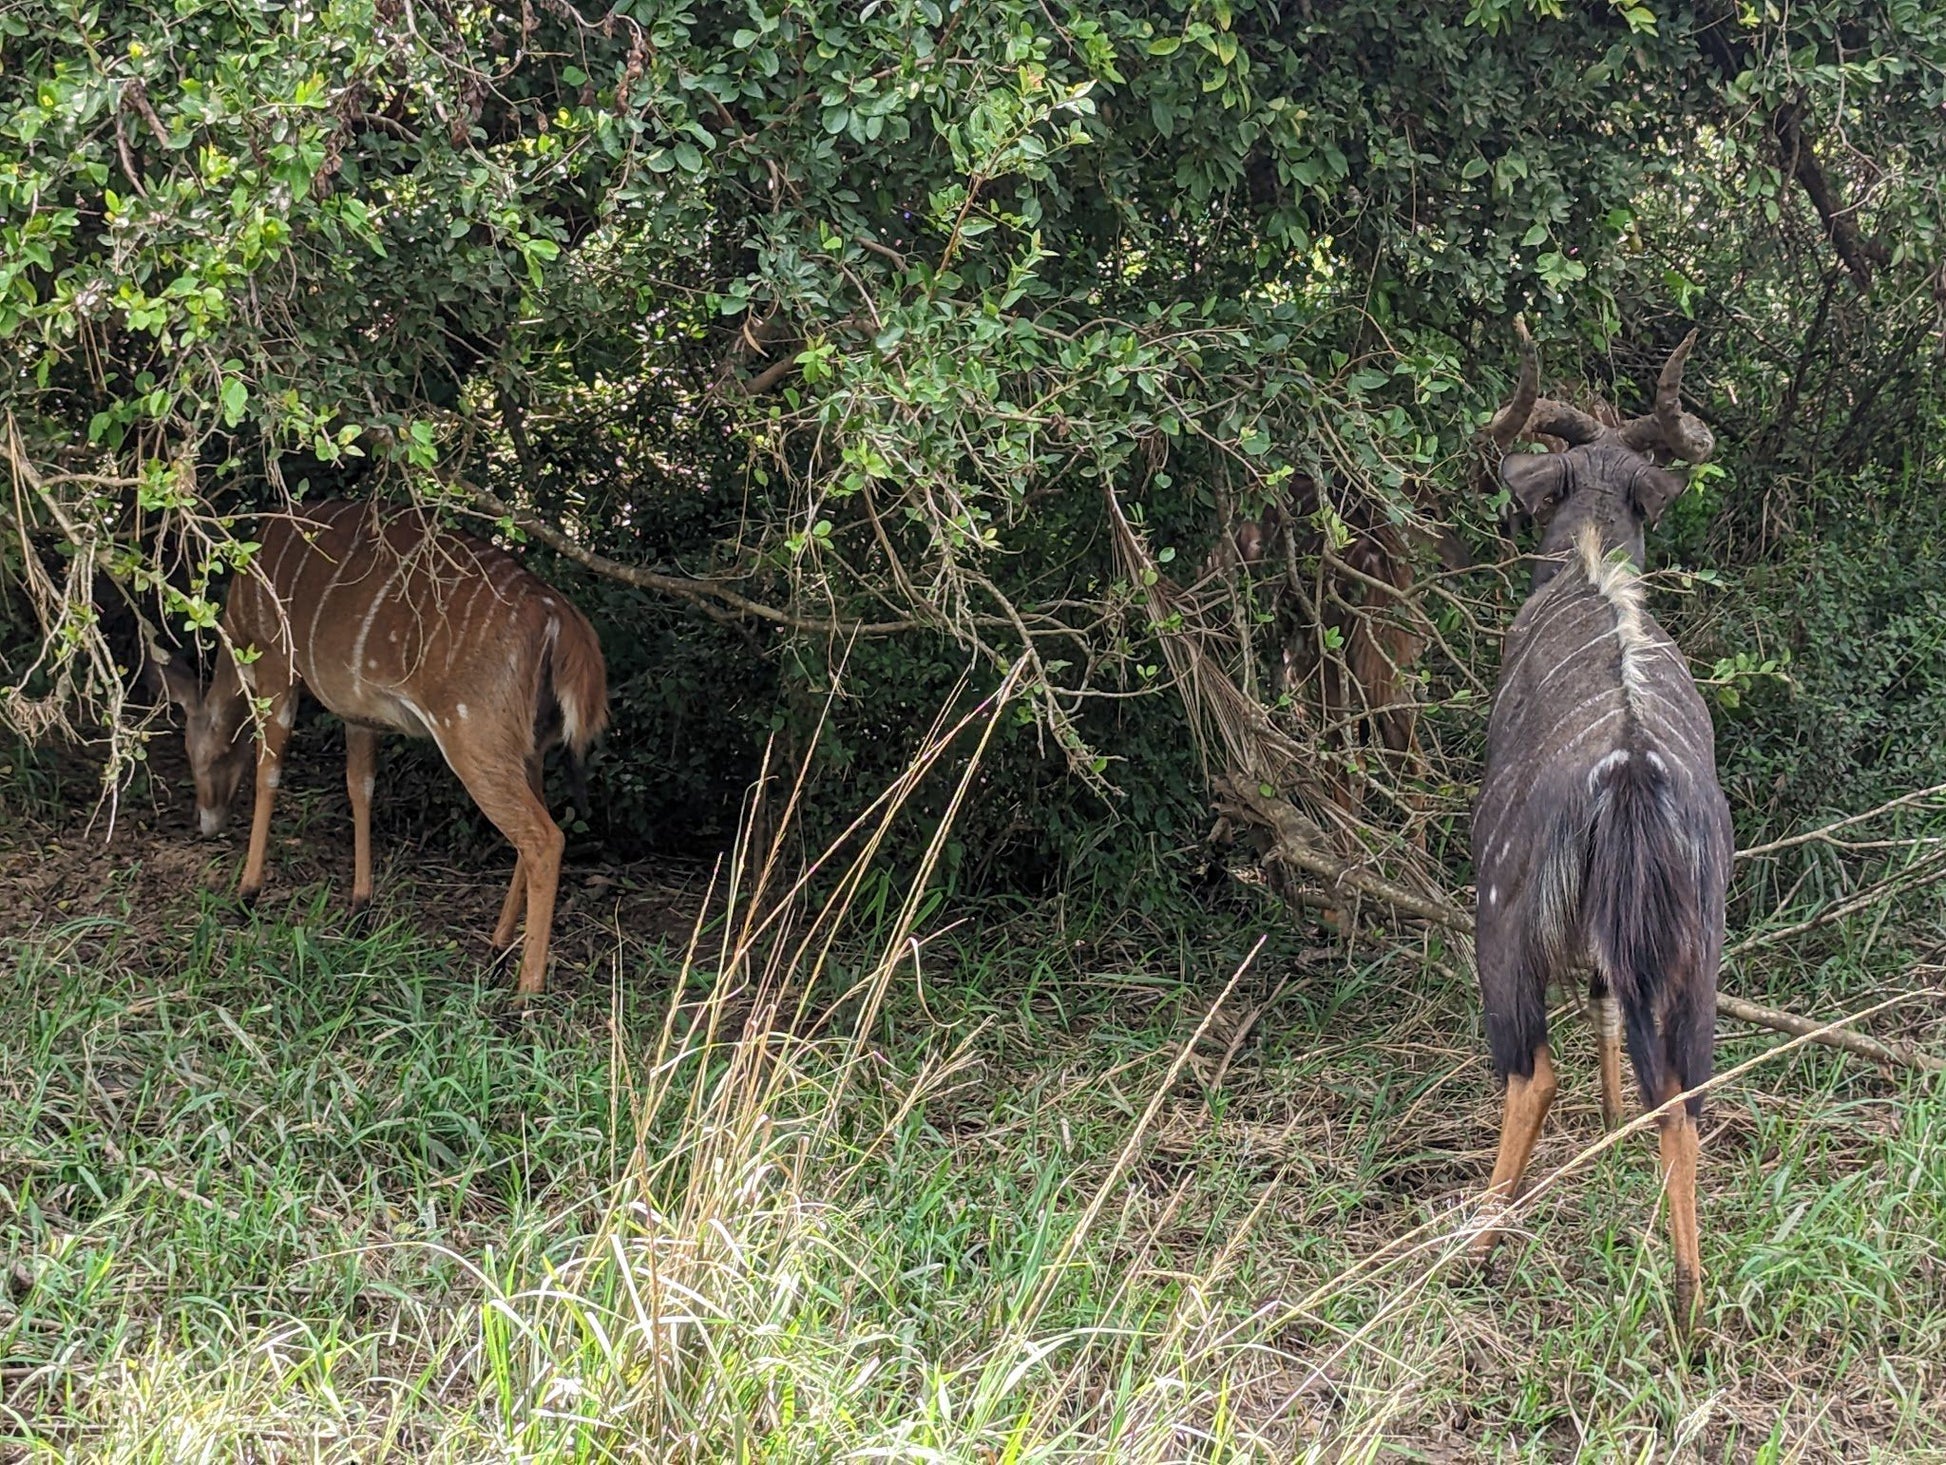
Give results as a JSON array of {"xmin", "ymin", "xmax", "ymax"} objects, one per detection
[
  {"xmin": 1471, "ymin": 320, "xmax": 1732, "ymax": 1338},
  {"xmin": 153, "ymin": 499, "xmax": 609, "ymax": 996}
]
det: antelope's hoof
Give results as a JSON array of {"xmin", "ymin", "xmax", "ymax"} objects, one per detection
[
  {"xmin": 237, "ymin": 884, "xmax": 262, "ymax": 911},
  {"xmin": 346, "ymin": 897, "xmax": 374, "ymax": 935},
  {"xmin": 1469, "ymin": 1230, "xmax": 1504, "ymax": 1277}
]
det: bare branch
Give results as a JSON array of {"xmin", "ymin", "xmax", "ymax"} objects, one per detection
[
  {"xmin": 1214, "ymin": 771, "xmax": 1946, "ymax": 1075},
  {"xmin": 464, "ymin": 483, "xmax": 921, "ymax": 636},
  {"xmin": 1772, "ymin": 98, "xmax": 1890, "ymax": 293}
]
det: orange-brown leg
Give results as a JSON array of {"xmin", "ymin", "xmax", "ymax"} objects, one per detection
[
  {"xmin": 1594, "ymin": 993, "xmax": 1625, "ymax": 1130},
  {"xmin": 1475, "ymin": 1045, "xmax": 1558, "ymax": 1259},
  {"xmin": 492, "ymin": 854, "xmax": 526, "ymax": 949},
  {"xmin": 239, "ymin": 683, "xmax": 296, "ymax": 905},
  {"xmin": 1656, "ymin": 1080, "xmax": 1703, "ymax": 1340},
  {"xmin": 450, "ymin": 752, "xmax": 563, "ymax": 997},
  {"xmin": 345, "ymin": 723, "xmax": 378, "ymax": 913},
  {"xmin": 490, "ymin": 762, "xmax": 544, "ymax": 949}
]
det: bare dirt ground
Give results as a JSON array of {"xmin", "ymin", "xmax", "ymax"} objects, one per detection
[{"xmin": 0, "ymin": 731, "xmax": 708, "ymax": 983}]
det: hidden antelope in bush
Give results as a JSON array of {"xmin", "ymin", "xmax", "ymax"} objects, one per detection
[
  {"xmin": 152, "ymin": 498, "xmax": 608, "ymax": 996},
  {"xmin": 1471, "ymin": 320, "xmax": 1732, "ymax": 1339}
]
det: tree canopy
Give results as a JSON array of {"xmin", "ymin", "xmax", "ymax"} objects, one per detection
[{"xmin": 3, "ymin": 0, "xmax": 1942, "ymax": 885}]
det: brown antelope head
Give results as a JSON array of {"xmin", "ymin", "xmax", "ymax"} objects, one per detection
[
  {"xmin": 1483, "ymin": 316, "xmax": 1715, "ymax": 587},
  {"xmin": 149, "ymin": 647, "xmax": 256, "ymax": 836}
]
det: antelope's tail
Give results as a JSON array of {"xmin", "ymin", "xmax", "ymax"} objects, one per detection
[
  {"xmin": 541, "ymin": 602, "xmax": 609, "ymax": 813},
  {"xmin": 1582, "ymin": 749, "xmax": 1719, "ymax": 1118}
]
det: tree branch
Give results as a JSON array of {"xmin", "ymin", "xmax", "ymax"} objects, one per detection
[
  {"xmin": 1771, "ymin": 98, "xmax": 1889, "ymax": 294},
  {"xmin": 1214, "ymin": 777, "xmax": 1946, "ymax": 1075},
  {"xmin": 736, "ymin": 353, "xmax": 800, "ymax": 397},
  {"xmin": 464, "ymin": 483, "xmax": 922, "ymax": 636}
]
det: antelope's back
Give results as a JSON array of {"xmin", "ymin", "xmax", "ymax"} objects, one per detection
[
  {"xmin": 230, "ymin": 500, "xmax": 604, "ymax": 748},
  {"xmin": 1473, "ymin": 546, "xmax": 1732, "ymax": 956}
]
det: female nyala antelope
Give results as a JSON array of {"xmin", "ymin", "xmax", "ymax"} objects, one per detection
[
  {"xmin": 1471, "ymin": 320, "xmax": 1732, "ymax": 1339},
  {"xmin": 153, "ymin": 499, "xmax": 608, "ymax": 996}
]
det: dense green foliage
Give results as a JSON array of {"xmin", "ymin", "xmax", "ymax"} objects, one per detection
[{"xmin": 2, "ymin": 0, "xmax": 1942, "ymax": 884}]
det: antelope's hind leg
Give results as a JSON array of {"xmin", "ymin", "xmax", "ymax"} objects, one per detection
[
  {"xmin": 1477, "ymin": 1044, "xmax": 1558, "ymax": 1260},
  {"xmin": 490, "ymin": 761, "xmax": 545, "ymax": 951},
  {"xmin": 453, "ymin": 753, "xmax": 563, "ymax": 997},
  {"xmin": 345, "ymin": 723, "xmax": 379, "ymax": 920},
  {"xmin": 1475, "ymin": 932, "xmax": 1556, "ymax": 1261},
  {"xmin": 1656, "ymin": 1079, "xmax": 1704, "ymax": 1342},
  {"xmin": 1589, "ymin": 977, "xmax": 1625, "ymax": 1130}
]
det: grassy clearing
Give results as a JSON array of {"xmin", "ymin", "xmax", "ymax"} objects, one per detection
[
  {"xmin": 3, "ymin": 882, "xmax": 1941, "ymax": 1459},
  {"xmin": 3, "ymin": 746, "xmax": 1944, "ymax": 1458}
]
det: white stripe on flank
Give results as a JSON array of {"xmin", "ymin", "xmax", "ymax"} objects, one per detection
[
  {"xmin": 306, "ymin": 535, "xmax": 357, "ymax": 682},
  {"xmin": 350, "ymin": 553, "xmax": 413, "ymax": 692}
]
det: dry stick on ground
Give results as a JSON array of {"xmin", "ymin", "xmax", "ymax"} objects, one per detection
[{"xmin": 1218, "ymin": 778, "xmax": 1946, "ymax": 1075}]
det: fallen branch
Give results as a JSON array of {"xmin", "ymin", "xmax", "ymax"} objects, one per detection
[
  {"xmin": 1216, "ymin": 777, "xmax": 1946, "ymax": 1074},
  {"xmin": 1219, "ymin": 776, "xmax": 1457, "ymax": 929},
  {"xmin": 1708, "ymin": 990, "xmax": 1943, "ymax": 1074}
]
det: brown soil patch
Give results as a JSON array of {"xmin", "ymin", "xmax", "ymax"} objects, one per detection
[{"xmin": 0, "ymin": 732, "xmax": 711, "ymax": 986}]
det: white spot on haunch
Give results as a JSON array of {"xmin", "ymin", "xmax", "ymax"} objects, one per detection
[
  {"xmin": 198, "ymin": 808, "xmax": 220, "ymax": 836},
  {"xmin": 265, "ymin": 767, "xmax": 281, "ymax": 789},
  {"xmin": 360, "ymin": 773, "xmax": 375, "ymax": 798},
  {"xmin": 1589, "ymin": 748, "xmax": 1628, "ymax": 792},
  {"xmin": 275, "ymin": 701, "xmax": 294, "ymax": 728},
  {"xmin": 1487, "ymin": 886, "xmax": 1499, "ymax": 908},
  {"xmin": 456, "ymin": 702, "xmax": 468, "ymax": 721}
]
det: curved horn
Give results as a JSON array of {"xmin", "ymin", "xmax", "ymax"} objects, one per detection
[
  {"xmin": 1483, "ymin": 314, "xmax": 1539, "ymax": 449},
  {"xmin": 1619, "ymin": 328, "xmax": 1716, "ymax": 462},
  {"xmin": 1525, "ymin": 399, "xmax": 1612, "ymax": 447}
]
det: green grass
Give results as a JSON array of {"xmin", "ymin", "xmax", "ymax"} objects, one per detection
[
  {"xmin": 2, "ymin": 863, "xmax": 1942, "ymax": 1461},
  {"xmin": 4, "ymin": 713, "xmax": 1945, "ymax": 1461}
]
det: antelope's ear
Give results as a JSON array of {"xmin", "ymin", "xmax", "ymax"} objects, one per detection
[
  {"xmin": 148, "ymin": 652, "xmax": 204, "ymax": 711},
  {"xmin": 1630, "ymin": 462, "xmax": 1687, "ymax": 526},
  {"xmin": 1498, "ymin": 451, "xmax": 1569, "ymax": 517}
]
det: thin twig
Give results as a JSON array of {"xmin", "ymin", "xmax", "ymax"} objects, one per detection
[{"xmin": 1734, "ymin": 782, "xmax": 1946, "ymax": 860}]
